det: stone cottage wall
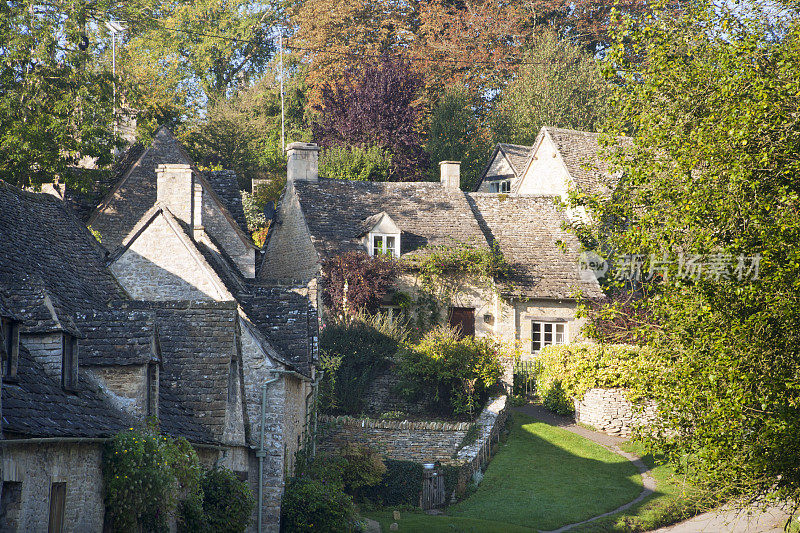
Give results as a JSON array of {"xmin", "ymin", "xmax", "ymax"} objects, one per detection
[
  {"xmin": 2, "ymin": 442, "xmax": 105, "ymax": 532},
  {"xmin": 574, "ymin": 388, "xmax": 656, "ymax": 438},
  {"xmin": 261, "ymin": 187, "xmax": 319, "ymax": 281}
]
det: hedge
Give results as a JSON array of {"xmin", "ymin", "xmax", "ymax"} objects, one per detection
[
  {"xmin": 361, "ymin": 460, "xmax": 424, "ymax": 506},
  {"xmin": 535, "ymin": 343, "xmax": 658, "ymax": 414}
]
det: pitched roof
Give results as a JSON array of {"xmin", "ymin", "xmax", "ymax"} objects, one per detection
[
  {"xmin": 153, "ymin": 301, "xmax": 239, "ymax": 444},
  {"xmin": 76, "ymin": 308, "xmax": 157, "ymax": 366},
  {"xmin": 204, "ymin": 170, "xmax": 248, "ymax": 233},
  {"xmin": 291, "ymin": 179, "xmax": 490, "ymax": 260},
  {"xmin": 0, "ymin": 181, "xmax": 125, "ymax": 334},
  {"xmin": 2, "ymin": 344, "xmax": 135, "ymax": 438},
  {"xmin": 498, "ymin": 143, "xmax": 533, "ymax": 176},
  {"xmin": 535, "ymin": 127, "xmax": 628, "ymax": 197},
  {"xmin": 467, "ymin": 194, "xmax": 604, "ymax": 299}
]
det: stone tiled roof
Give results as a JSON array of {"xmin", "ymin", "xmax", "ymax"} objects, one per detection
[
  {"xmin": 467, "ymin": 194, "xmax": 604, "ymax": 299},
  {"xmin": 292, "ymin": 179, "xmax": 490, "ymax": 260},
  {"xmin": 0, "ymin": 181, "xmax": 126, "ymax": 334},
  {"xmin": 204, "ymin": 170, "xmax": 248, "ymax": 233},
  {"xmin": 77, "ymin": 308, "xmax": 157, "ymax": 366},
  {"xmin": 2, "ymin": 344, "xmax": 135, "ymax": 438},
  {"xmin": 498, "ymin": 143, "xmax": 533, "ymax": 176},
  {"xmin": 153, "ymin": 301, "xmax": 239, "ymax": 444},
  {"xmin": 238, "ymin": 284, "xmax": 318, "ymax": 376},
  {"xmin": 89, "ymin": 128, "xmax": 194, "ymax": 250},
  {"xmin": 541, "ymin": 127, "xmax": 628, "ymax": 197}
]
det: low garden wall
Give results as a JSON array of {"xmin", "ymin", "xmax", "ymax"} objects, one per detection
[{"xmin": 574, "ymin": 388, "xmax": 656, "ymax": 438}]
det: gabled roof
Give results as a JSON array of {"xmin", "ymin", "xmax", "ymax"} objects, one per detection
[
  {"xmin": 289, "ymin": 179, "xmax": 489, "ymax": 261},
  {"xmin": 77, "ymin": 307, "xmax": 157, "ymax": 366},
  {"xmin": 358, "ymin": 211, "xmax": 400, "ymax": 237},
  {"xmin": 474, "ymin": 143, "xmax": 533, "ymax": 191},
  {"xmin": 2, "ymin": 344, "xmax": 135, "ymax": 438},
  {"xmin": 88, "ymin": 128, "xmax": 254, "ymax": 253},
  {"xmin": 0, "ymin": 181, "xmax": 126, "ymax": 334},
  {"xmin": 517, "ymin": 127, "xmax": 630, "ymax": 197},
  {"xmin": 467, "ymin": 193, "xmax": 604, "ymax": 299},
  {"xmin": 204, "ymin": 170, "xmax": 248, "ymax": 233}
]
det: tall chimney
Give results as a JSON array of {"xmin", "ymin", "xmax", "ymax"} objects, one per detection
[
  {"xmin": 156, "ymin": 163, "xmax": 194, "ymax": 228},
  {"xmin": 286, "ymin": 142, "xmax": 320, "ymax": 182},
  {"xmin": 439, "ymin": 161, "xmax": 461, "ymax": 190}
]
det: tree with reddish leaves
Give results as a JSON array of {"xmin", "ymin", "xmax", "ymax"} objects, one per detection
[
  {"xmin": 312, "ymin": 56, "xmax": 430, "ymax": 181},
  {"xmin": 321, "ymin": 251, "xmax": 400, "ymax": 317}
]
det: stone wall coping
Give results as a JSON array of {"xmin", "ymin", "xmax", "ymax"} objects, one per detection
[
  {"xmin": 455, "ymin": 395, "xmax": 507, "ymax": 461},
  {"xmin": 320, "ymin": 415, "xmax": 473, "ymax": 432}
]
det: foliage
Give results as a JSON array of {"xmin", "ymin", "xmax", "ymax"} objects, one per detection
[
  {"xmin": 338, "ymin": 444, "xmax": 388, "ymax": 498},
  {"xmin": 578, "ymin": 289, "xmax": 656, "ymax": 345},
  {"xmin": 312, "ymin": 56, "xmax": 430, "ymax": 181},
  {"xmin": 534, "ymin": 343, "xmax": 656, "ymax": 415},
  {"xmin": 103, "ymin": 428, "xmax": 195, "ymax": 532},
  {"xmin": 282, "ymin": 452, "xmax": 358, "ymax": 533},
  {"xmin": 399, "ymin": 327, "xmax": 504, "ymax": 416},
  {"xmin": 0, "ymin": 0, "xmax": 119, "ymax": 188},
  {"xmin": 318, "ymin": 313, "xmax": 405, "ymax": 414},
  {"xmin": 182, "ymin": 75, "xmax": 310, "ymax": 188},
  {"xmin": 491, "ymin": 31, "xmax": 610, "ymax": 146},
  {"xmin": 321, "ymin": 251, "xmax": 399, "ymax": 317},
  {"xmin": 425, "ymin": 85, "xmax": 491, "ymax": 191},
  {"xmin": 413, "ymin": 241, "xmax": 511, "ymax": 298},
  {"xmin": 320, "ymin": 144, "xmax": 393, "ymax": 181},
  {"xmin": 198, "ymin": 468, "xmax": 255, "ymax": 533},
  {"xmin": 361, "ymin": 459, "xmax": 425, "ymax": 507},
  {"xmin": 588, "ymin": 0, "xmax": 800, "ymax": 505}
]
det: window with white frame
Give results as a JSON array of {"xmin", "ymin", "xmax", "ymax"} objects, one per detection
[
  {"xmin": 531, "ymin": 321, "xmax": 567, "ymax": 353},
  {"xmin": 489, "ymin": 180, "xmax": 511, "ymax": 193},
  {"xmin": 370, "ymin": 233, "xmax": 399, "ymax": 258}
]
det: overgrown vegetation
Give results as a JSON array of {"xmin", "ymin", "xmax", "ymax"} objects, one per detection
[
  {"xmin": 412, "ymin": 242, "xmax": 512, "ymax": 298},
  {"xmin": 534, "ymin": 343, "xmax": 656, "ymax": 415},
  {"xmin": 399, "ymin": 327, "xmax": 504, "ymax": 417},
  {"xmin": 103, "ymin": 427, "xmax": 253, "ymax": 533},
  {"xmin": 319, "ymin": 144, "xmax": 393, "ymax": 181},
  {"xmin": 321, "ymin": 250, "xmax": 399, "ymax": 318}
]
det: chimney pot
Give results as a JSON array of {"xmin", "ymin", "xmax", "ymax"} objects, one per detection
[
  {"xmin": 439, "ymin": 161, "xmax": 461, "ymax": 190},
  {"xmin": 286, "ymin": 142, "xmax": 320, "ymax": 182}
]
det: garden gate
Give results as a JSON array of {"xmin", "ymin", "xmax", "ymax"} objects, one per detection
[{"xmin": 420, "ymin": 468, "xmax": 445, "ymax": 510}]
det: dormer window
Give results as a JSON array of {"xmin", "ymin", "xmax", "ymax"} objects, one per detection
[
  {"xmin": 62, "ymin": 333, "xmax": 78, "ymax": 389},
  {"xmin": 489, "ymin": 180, "xmax": 511, "ymax": 193},
  {"xmin": 371, "ymin": 234, "xmax": 398, "ymax": 258},
  {"xmin": 1, "ymin": 317, "xmax": 19, "ymax": 379},
  {"xmin": 361, "ymin": 212, "xmax": 401, "ymax": 259}
]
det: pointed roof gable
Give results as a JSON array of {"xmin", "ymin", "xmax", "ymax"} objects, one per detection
[{"xmin": 358, "ymin": 211, "xmax": 401, "ymax": 237}]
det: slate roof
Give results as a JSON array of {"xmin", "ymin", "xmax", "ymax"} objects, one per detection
[
  {"xmin": 77, "ymin": 308, "xmax": 157, "ymax": 366},
  {"xmin": 0, "ymin": 181, "xmax": 126, "ymax": 334},
  {"xmin": 291, "ymin": 179, "xmax": 490, "ymax": 260},
  {"xmin": 2, "ymin": 344, "xmax": 135, "ymax": 438},
  {"xmin": 467, "ymin": 194, "xmax": 604, "ymax": 299},
  {"xmin": 238, "ymin": 284, "xmax": 318, "ymax": 376},
  {"xmin": 498, "ymin": 143, "xmax": 533, "ymax": 177},
  {"xmin": 153, "ymin": 301, "xmax": 239, "ymax": 444},
  {"xmin": 204, "ymin": 170, "xmax": 248, "ymax": 233},
  {"xmin": 537, "ymin": 127, "xmax": 629, "ymax": 197}
]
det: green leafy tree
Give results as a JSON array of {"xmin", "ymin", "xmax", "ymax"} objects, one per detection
[
  {"xmin": 492, "ymin": 31, "xmax": 610, "ymax": 145},
  {"xmin": 319, "ymin": 145, "xmax": 393, "ymax": 181},
  {"xmin": 588, "ymin": 0, "xmax": 800, "ymax": 506},
  {"xmin": 425, "ymin": 85, "xmax": 491, "ymax": 190}
]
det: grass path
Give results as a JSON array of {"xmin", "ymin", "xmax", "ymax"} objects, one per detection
[{"xmin": 368, "ymin": 412, "xmax": 643, "ymax": 532}]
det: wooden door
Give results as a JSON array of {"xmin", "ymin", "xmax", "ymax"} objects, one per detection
[
  {"xmin": 448, "ymin": 307, "xmax": 475, "ymax": 337},
  {"xmin": 48, "ymin": 482, "xmax": 66, "ymax": 533}
]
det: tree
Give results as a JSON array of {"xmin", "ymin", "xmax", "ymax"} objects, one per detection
[
  {"xmin": 491, "ymin": 31, "xmax": 610, "ymax": 146},
  {"xmin": 587, "ymin": 0, "xmax": 800, "ymax": 507},
  {"xmin": 0, "ymin": 0, "xmax": 120, "ymax": 188},
  {"xmin": 312, "ymin": 56, "xmax": 429, "ymax": 180},
  {"xmin": 425, "ymin": 85, "xmax": 491, "ymax": 190}
]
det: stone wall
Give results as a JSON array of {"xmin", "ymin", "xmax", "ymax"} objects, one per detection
[
  {"xmin": 89, "ymin": 364, "xmax": 149, "ymax": 418},
  {"xmin": 2, "ymin": 442, "xmax": 105, "ymax": 532},
  {"xmin": 574, "ymin": 388, "xmax": 656, "ymax": 438},
  {"xmin": 201, "ymin": 188, "xmax": 255, "ymax": 278},
  {"xmin": 261, "ymin": 186, "xmax": 320, "ymax": 282}
]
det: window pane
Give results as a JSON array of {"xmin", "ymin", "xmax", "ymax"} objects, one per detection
[
  {"xmin": 373, "ymin": 235, "xmax": 383, "ymax": 255},
  {"xmin": 386, "ymin": 236, "xmax": 396, "ymax": 255},
  {"xmin": 555, "ymin": 324, "xmax": 565, "ymax": 344}
]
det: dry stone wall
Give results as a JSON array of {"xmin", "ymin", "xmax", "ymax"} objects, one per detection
[{"xmin": 574, "ymin": 388, "xmax": 656, "ymax": 438}]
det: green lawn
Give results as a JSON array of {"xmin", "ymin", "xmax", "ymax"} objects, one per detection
[{"xmin": 368, "ymin": 413, "xmax": 642, "ymax": 532}]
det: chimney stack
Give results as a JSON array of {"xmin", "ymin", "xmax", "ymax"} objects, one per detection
[
  {"xmin": 156, "ymin": 163, "xmax": 195, "ymax": 229},
  {"xmin": 286, "ymin": 142, "xmax": 320, "ymax": 182},
  {"xmin": 439, "ymin": 161, "xmax": 461, "ymax": 190}
]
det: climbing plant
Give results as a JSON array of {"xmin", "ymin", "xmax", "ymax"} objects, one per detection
[
  {"xmin": 321, "ymin": 250, "xmax": 399, "ymax": 318},
  {"xmin": 411, "ymin": 241, "xmax": 512, "ymax": 299}
]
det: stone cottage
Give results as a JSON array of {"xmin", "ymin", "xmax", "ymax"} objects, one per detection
[
  {"xmin": 0, "ymin": 128, "xmax": 318, "ymax": 531},
  {"xmin": 262, "ymin": 142, "xmax": 603, "ymax": 359}
]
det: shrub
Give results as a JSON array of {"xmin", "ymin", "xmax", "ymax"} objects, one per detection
[
  {"xmin": 535, "ymin": 343, "xmax": 657, "ymax": 415},
  {"xmin": 321, "ymin": 251, "xmax": 399, "ymax": 318},
  {"xmin": 320, "ymin": 144, "xmax": 393, "ymax": 181},
  {"xmin": 199, "ymin": 468, "xmax": 255, "ymax": 533},
  {"xmin": 339, "ymin": 444, "xmax": 387, "ymax": 497},
  {"xmin": 319, "ymin": 314, "xmax": 405, "ymax": 414},
  {"xmin": 361, "ymin": 460, "xmax": 424, "ymax": 507},
  {"xmin": 398, "ymin": 327, "xmax": 504, "ymax": 417}
]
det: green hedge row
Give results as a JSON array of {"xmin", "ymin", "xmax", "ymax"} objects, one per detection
[
  {"xmin": 536, "ymin": 343, "xmax": 658, "ymax": 414},
  {"xmin": 361, "ymin": 460, "xmax": 424, "ymax": 506}
]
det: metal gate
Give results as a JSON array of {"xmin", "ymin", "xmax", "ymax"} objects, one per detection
[
  {"xmin": 513, "ymin": 359, "xmax": 541, "ymax": 397},
  {"xmin": 420, "ymin": 468, "xmax": 445, "ymax": 510}
]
